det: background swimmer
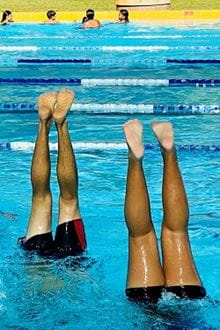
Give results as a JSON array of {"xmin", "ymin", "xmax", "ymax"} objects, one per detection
[
  {"xmin": 118, "ymin": 9, "xmax": 129, "ymax": 23},
  {"xmin": 81, "ymin": 16, "xmax": 88, "ymax": 24},
  {"xmin": 44, "ymin": 10, "xmax": 57, "ymax": 24},
  {"xmin": 0, "ymin": 10, "xmax": 13, "ymax": 25},
  {"xmin": 83, "ymin": 9, "xmax": 101, "ymax": 29}
]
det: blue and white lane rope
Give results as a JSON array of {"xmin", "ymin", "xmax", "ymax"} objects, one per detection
[
  {"xmin": 167, "ymin": 59, "xmax": 220, "ymax": 64},
  {"xmin": 0, "ymin": 103, "xmax": 220, "ymax": 115},
  {"xmin": 0, "ymin": 78, "xmax": 220, "ymax": 87},
  {"xmin": 72, "ymin": 103, "xmax": 220, "ymax": 115},
  {"xmin": 17, "ymin": 59, "xmax": 92, "ymax": 64},
  {"xmin": 1, "ymin": 46, "xmax": 220, "ymax": 52},
  {"xmin": 1, "ymin": 58, "xmax": 220, "ymax": 67},
  {"xmin": 1, "ymin": 34, "xmax": 219, "ymax": 40},
  {"xmin": 0, "ymin": 142, "xmax": 220, "ymax": 152},
  {"xmin": 14, "ymin": 59, "xmax": 220, "ymax": 66}
]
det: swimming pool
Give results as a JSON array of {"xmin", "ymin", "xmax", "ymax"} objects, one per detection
[{"xmin": 0, "ymin": 22, "xmax": 219, "ymax": 329}]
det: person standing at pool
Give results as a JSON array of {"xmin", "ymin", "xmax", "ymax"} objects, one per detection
[
  {"xmin": 123, "ymin": 119, "xmax": 206, "ymax": 302},
  {"xmin": 19, "ymin": 90, "xmax": 86, "ymax": 257},
  {"xmin": 44, "ymin": 10, "xmax": 57, "ymax": 24},
  {"xmin": 83, "ymin": 9, "xmax": 101, "ymax": 29},
  {"xmin": 0, "ymin": 10, "xmax": 13, "ymax": 25},
  {"xmin": 118, "ymin": 9, "xmax": 129, "ymax": 23}
]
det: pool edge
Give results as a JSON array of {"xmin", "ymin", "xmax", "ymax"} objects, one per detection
[{"xmin": 12, "ymin": 10, "xmax": 220, "ymax": 22}]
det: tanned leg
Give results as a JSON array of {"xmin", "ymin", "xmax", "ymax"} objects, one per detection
[
  {"xmin": 152, "ymin": 122, "xmax": 202, "ymax": 287},
  {"xmin": 123, "ymin": 119, "xmax": 165, "ymax": 289},
  {"xmin": 25, "ymin": 92, "xmax": 57, "ymax": 240},
  {"xmin": 53, "ymin": 89, "xmax": 81, "ymax": 224}
]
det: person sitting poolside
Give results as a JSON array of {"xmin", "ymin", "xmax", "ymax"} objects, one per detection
[
  {"xmin": 0, "ymin": 10, "xmax": 14, "ymax": 25},
  {"xmin": 18, "ymin": 90, "xmax": 86, "ymax": 257},
  {"xmin": 123, "ymin": 119, "xmax": 206, "ymax": 303},
  {"xmin": 44, "ymin": 10, "xmax": 57, "ymax": 24},
  {"xmin": 83, "ymin": 9, "xmax": 101, "ymax": 29},
  {"xmin": 118, "ymin": 9, "xmax": 129, "ymax": 23}
]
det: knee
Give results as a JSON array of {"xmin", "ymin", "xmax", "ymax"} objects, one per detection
[
  {"xmin": 59, "ymin": 195, "xmax": 79, "ymax": 211},
  {"xmin": 127, "ymin": 219, "xmax": 154, "ymax": 238},
  {"xmin": 32, "ymin": 192, "xmax": 52, "ymax": 206},
  {"xmin": 161, "ymin": 226, "xmax": 189, "ymax": 244},
  {"xmin": 162, "ymin": 219, "xmax": 188, "ymax": 233}
]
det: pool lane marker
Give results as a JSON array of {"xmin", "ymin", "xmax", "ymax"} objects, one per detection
[
  {"xmin": 16, "ymin": 58, "xmax": 220, "ymax": 66},
  {"xmin": 17, "ymin": 59, "xmax": 92, "ymax": 64},
  {"xmin": 0, "ymin": 58, "xmax": 218, "ymax": 67},
  {"xmin": 1, "ymin": 142, "xmax": 220, "ymax": 152},
  {"xmin": 82, "ymin": 79, "xmax": 170, "ymax": 87},
  {"xmin": 2, "ymin": 34, "xmax": 220, "ymax": 40},
  {"xmin": 71, "ymin": 103, "xmax": 220, "ymax": 115},
  {"xmin": 1, "ymin": 46, "xmax": 220, "ymax": 52},
  {"xmin": 14, "ymin": 59, "xmax": 220, "ymax": 66},
  {"xmin": 0, "ymin": 78, "xmax": 220, "ymax": 87},
  {"xmin": 0, "ymin": 103, "xmax": 220, "ymax": 115},
  {"xmin": 167, "ymin": 59, "xmax": 220, "ymax": 64}
]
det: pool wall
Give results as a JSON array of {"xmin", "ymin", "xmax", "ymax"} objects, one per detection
[{"xmin": 12, "ymin": 10, "xmax": 220, "ymax": 22}]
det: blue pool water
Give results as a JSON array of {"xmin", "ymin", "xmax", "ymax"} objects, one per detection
[{"xmin": 0, "ymin": 22, "xmax": 220, "ymax": 329}]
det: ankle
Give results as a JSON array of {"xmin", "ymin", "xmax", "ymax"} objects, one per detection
[
  {"xmin": 129, "ymin": 152, "xmax": 143, "ymax": 164},
  {"xmin": 56, "ymin": 119, "xmax": 67, "ymax": 129}
]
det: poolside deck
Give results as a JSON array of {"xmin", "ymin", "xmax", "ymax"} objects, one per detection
[{"xmin": 10, "ymin": 10, "xmax": 220, "ymax": 22}]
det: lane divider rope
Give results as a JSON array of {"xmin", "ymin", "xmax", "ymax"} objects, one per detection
[
  {"xmin": 0, "ymin": 78, "xmax": 220, "ymax": 87},
  {"xmin": 1, "ymin": 34, "xmax": 220, "ymax": 41},
  {"xmin": 0, "ymin": 103, "xmax": 219, "ymax": 115},
  {"xmin": 15, "ymin": 59, "xmax": 220, "ymax": 65},
  {"xmin": 1, "ymin": 46, "xmax": 220, "ymax": 52},
  {"xmin": 1, "ymin": 59, "xmax": 220, "ymax": 68},
  {"xmin": 0, "ymin": 142, "xmax": 220, "ymax": 152}
]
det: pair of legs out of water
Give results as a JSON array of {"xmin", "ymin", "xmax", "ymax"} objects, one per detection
[
  {"xmin": 19, "ymin": 90, "xmax": 86, "ymax": 256},
  {"xmin": 20, "ymin": 90, "xmax": 206, "ymax": 302},
  {"xmin": 124, "ymin": 119, "xmax": 205, "ymax": 302}
]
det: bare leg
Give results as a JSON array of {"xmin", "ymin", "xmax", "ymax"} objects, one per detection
[
  {"xmin": 25, "ymin": 92, "xmax": 57, "ymax": 240},
  {"xmin": 123, "ymin": 119, "xmax": 164, "ymax": 289},
  {"xmin": 53, "ymin": 90, "xmax": 81, "ymax": 224},
  {"xmin": 152, "ymin": 122, "xmax": 202, "ymax": 287}
]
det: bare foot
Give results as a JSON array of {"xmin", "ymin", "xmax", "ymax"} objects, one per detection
[
  {"xmin": 151, "ymin": 121, "xmax": 174, "ymax": 151},
  {"xmin": 123, "ymin": 119, "xmax": 144, "ymax": 159},
  {"xmin": 38, "ymin": 92, "xmax": 57, "ymax": 121},
  {"xmin": 53, "ymin": 89, "xmax": 74, "ymax": 124}
]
